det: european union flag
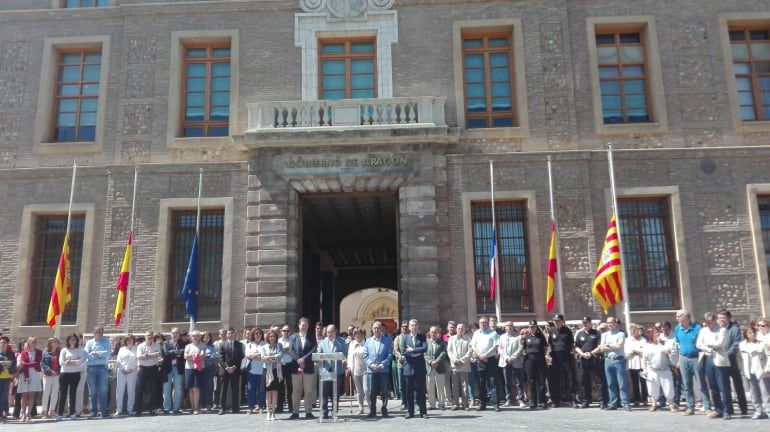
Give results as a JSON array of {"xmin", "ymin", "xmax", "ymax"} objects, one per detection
[{"xmin": 181, "ymin": 233, "xmax": 199, "ymax": 322}]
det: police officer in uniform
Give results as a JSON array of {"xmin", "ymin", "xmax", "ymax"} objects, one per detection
[
  {"xmin": 547, "ymin": 314, "xmax": 576, "ymax": 407},
  {"xmin": 523, "ymin": 320, "xmax": 548, "ymax": 410},
  {"xmin": 574, "ymin": 316, "xmax": 606, "ymax": 409}
]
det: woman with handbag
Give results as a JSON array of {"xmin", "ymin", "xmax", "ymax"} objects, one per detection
[
  {"xmin": 261, "ymin": 330, "xmax": 284, "ymax": 421},
  {"xmin": 183, "ymin": 331, "xmax": 207, "ymax": 415},
  {"xmin": 17, "ymin": 337, "xmax": 43, "ymax": 423}
]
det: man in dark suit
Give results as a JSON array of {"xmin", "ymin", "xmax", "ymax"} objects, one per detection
[
  {"xmin": 218, "ymin": 327, "xmax": 244, "ymax": 414},
  {"xmin": 363, "ymin": 320, "xmax": 393, "ymax": 418},
  {"xmin": 401, "ymin": 319, "xmax": 428, "ymax": 419},
  {"xmin": 288, "ymin": 317, "xmax": 317, "ymax": 419},
  {"xmin": 425, "ymin": 325, "xmax": 448, "ymax": 410}
]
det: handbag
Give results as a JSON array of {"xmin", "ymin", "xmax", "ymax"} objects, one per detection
[{"xmin": 240, "ymin": 357, "xmax": 250, "ymax": 374}]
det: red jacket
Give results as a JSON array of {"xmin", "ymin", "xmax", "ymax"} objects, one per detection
[{"xmin": 19, "ymin": 348, "xmax": 42, "ymax": 379}]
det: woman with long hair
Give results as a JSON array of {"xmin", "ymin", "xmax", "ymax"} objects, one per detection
[
  {"xmin": 115, "ymin": 335, "xmax": 138, "ymax": 416},
  {"xmin": 244, "ymin": 327, "xmax": 266, "ymax": 414},
  {"xmin": 740, "ymin": 324, "xmax": 770, "ymax": 419},
  {"xmin": 41, "ymin": 337, "xmax": 61, "ymax": 418},
  {"xmin": 261, "ymin": 329, "xmax": 283, "ymax": 421},
  {"xmin": 57, "ymin": 334, "xmax": 84, "ymax": 421},
  {"xmin": 200, "ymin": 332, "xmax": 217, "ymax": 412},
  {"xmin": 17, "ymin": 337, "xmax": 43, "ymax": 422}
]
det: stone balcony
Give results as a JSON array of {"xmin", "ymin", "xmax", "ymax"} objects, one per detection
[{"xmin": 239, "ymin": 96, "xmax": 453, "ymax": 148}]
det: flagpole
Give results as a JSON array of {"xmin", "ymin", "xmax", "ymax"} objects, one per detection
[
  {"xmin": 547, "ymin": 156, "xmax": 565, "ymax": 315},
  {"xmin": 489, "ymin": 161, "xmax": 501, "ymax": 322},
  {"xmin": 125, "ymin": 166, "xmax": 138, "ymax": 335},
  {"xmin": 607, "ymin": 145, "xmax": 631, "ymax": 327},
  {"xmin": 54, "ymin": 160, "xmax": 77, "ymax": 339},
  {"xmin": 190, "ymin": 168, "xmax": 203, "ymax": 333}
]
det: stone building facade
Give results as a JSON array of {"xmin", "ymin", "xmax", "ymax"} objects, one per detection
[{"xmin": 1, "ymin": 0, "xmax": 769, "ymax": 339}]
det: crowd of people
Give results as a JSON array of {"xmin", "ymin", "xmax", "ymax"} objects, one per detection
[{"xmin": 0, "ymin": 310, "xmax": 768, "ymax": 423}]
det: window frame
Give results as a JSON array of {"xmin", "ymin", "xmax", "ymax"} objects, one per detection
[
  {"xmin": 617, "ymin": 197, "xmax": 680, "ymax": 311},
  {"xmin": 452, "ymin": 19, "xmax": 529, "ymax": 139},
  {"xmin": 594, "ymin": 30, "xmax": 652, "ymax": 125},
  {"xmin": 720, "ymin": 13, "xmax": 770, "ymax": 133},
  {"xmin": 318, "ymin": 37, "xmax": 378, "ymax": 100},
  {"xmin": 28, "ymin": 214, "xmax": 86, "ymax": 325},
  {"xmin": 33, "ymin": 36, "xmax": 109, "ymax": 154},
  {"xmin": 49, "ymin": 48, "xmax": 102, "ymax": 142},
  {"xmin": 13, "ymin": 203, "xmax": 97, "ymax": 335},
  {"xmin": 180, "ymin": 43, "xmax": 232, "ymax": 138},
  {"xmin": 156, "ymin": 197, "xmax": 233, "ymax": 327},
  {"xmin": 586, "ymin": 16, "xmax": 667, "ymax": 136},
  {"xmin": 59, "ymin": 0, "xmax": 111, "ymax": 7},
  {"xmin": 166, "ymin": 209, "xmax": 225, "ymax": 322},
  {"xmin": 461, "ymin": 32, "xmax": 517, "ymax": 129},
  {"xmin": 167, "ymin": 30, "xmax": 239, "ymax": 148},
  {"xmin": 747, "ymin": 184, "xmax": 770, "ymax": 313},
  {"xmin": 728, "ymin": 26, "xmax": 770, "ymax": 122}
]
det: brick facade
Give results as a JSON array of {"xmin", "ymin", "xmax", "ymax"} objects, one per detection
[{"xmin": 1, "ymin": 0, "xmax": 769, "ymax": 338}]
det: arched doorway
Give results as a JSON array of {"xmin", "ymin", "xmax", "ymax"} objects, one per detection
[{"xmin": 339, "ymin": 288, "xmax": 399, "ymax": 334}]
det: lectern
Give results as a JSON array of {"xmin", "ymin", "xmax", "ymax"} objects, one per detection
[{"xmin": 312, "ymin": 351, "xmax": 345, "ymax": 422}]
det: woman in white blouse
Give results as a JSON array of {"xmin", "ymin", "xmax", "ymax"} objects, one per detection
[
  {"xmin": 57, "ymin": 334, "xmax": 85, "ymax": 421},
  {"xmin": 346, "ymin": 327, "xmax": 369, "ymax": 414},
  {"xmin": 624, "ymin": 323, "xmax": 648, "ymax": 406},
  {"xmin": 115, "ymin": 335, "xmax": 138, "ymax": 416},
  {"xmin": 183, "ymin": 331, "xmax": 207, "ymax": 415},
  {"xmin": 740, "ymin": 324, "xmax": 770, "ymax": 420},
  {"xmin": 244, "ymin": 328, "xmax": 266, "ymax": 414}
]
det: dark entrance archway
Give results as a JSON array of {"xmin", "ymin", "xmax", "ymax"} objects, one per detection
[{"xmin": 300, "ymin": 192, "xmax": 398, "ymax": 326}]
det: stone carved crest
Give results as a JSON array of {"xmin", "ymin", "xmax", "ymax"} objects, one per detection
[{"xmin": 299, "ymin": 0, "xmax": 394, "ymax": 19}]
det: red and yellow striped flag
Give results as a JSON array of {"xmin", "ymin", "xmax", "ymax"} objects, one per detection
[
  {"xmin": 46, "ymin": 233, "xmax": 72, "ymax": 329},
  {"xmin": 592, "ymin": 214, "xmax": 623, "ymax": 313},
  {"xmin": 546, "ymin": 220, "xmax": 557, "ymax": 313},
  {"xmin": 114, "ymin": 232, "xmax": 132, "ymax": 326}
]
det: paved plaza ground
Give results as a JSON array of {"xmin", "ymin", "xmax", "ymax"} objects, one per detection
[{"xmin": 7, "ymin": 397, "xmax": 766, "ymax": 432}]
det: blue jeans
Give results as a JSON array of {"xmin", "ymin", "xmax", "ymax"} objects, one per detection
[
  {"xmin": 604, "ymin": 357, "xmax": 629, "ymax": 407},
  {"xmin": 512, "ymin": 368, "xmax": 525, "ymax": 402},
  {"xmin": 679, "ymin": 356, "xmax": 700, "ymax": 410},
  {"xmin": 502, "ymin": 365, "xmax": 516, "ymax": 403},
  {"xmin": 246, "ymin": 373, "xmax": 265, "ymax": 409},
  {"xmin": 87, "ymin": 365, "xmax": 109, "ymax": 416},
  {"xmin": 0, "ymin": 378, "xmax": 10, "ymax": 415},
  {"xmin": 163, "ymin": 368, "xmax": 183, "ymax": 411},
  {"xmin": 696, "ymin": 358, "xmax": 713, "ymax": 411},
  {"xmin": 703, "ymin": 357, "xmax": 725, "ymax": 415}
]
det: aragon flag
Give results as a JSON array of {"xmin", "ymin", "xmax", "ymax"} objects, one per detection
[
  {"xmin": 592, "ymin": 214, "xmax": 623, "ymax": 313},
  {"xmin": 46, "ymin": 233, "xmax": 72, "ymax": 330},
  {"xmin": 114, "ymin": 232, "xmax": 132, "ymax": 326}
]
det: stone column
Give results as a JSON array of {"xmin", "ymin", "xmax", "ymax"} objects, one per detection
[{"xmin": 245, "ymin": 153, "xmax": 299, "ymax": 328}]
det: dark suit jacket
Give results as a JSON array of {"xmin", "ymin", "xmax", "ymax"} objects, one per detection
[
  {"xmin": 401, "ymin": 333, "xmax": 427, "ymax": 376},
  {"xmin": 288, "ymin": 332, "xmax": 317, "ymax": 374},
  {"xmin": 219, "ymin": 339, "xmax": 245, "ymax": 371},
  {"xmin": 425, "ymin": 337, "xmax": 448, "ymax": 374},
  {"xmin": 162, "ymin": 339, "xmax": 186, "ymax": 375}
]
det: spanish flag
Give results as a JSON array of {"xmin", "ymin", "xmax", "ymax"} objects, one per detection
[
  {"xmin": 546, "ymin": 220, "xmax": 557, "ymax": 313},
  {"xmin": 46, "ymin": 233, "xmax": 72, "ymax": 329},
  {"xmin": 592, "ymin": 214, "xmax": 623, "ymax": 313},
  {"xmin": 114, "ymin": 232, "xmax": 132, "ymax": 326}
]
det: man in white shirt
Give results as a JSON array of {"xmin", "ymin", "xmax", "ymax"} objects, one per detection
[{"xmin": 470, "ymin": 316, "xmax": 500, "ymax": 411}]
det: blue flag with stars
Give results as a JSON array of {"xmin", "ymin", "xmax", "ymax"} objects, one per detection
[{"xmin": 181, "ymin": 233, "xmax": 199, "ymax": 322}]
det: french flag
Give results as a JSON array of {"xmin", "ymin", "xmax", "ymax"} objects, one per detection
[{"xmin": 489, "ymin": 228, "xmax": 497, "ymax": 300}]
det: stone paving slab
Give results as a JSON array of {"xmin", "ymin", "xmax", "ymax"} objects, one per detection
[{"xmin": 7, "ymin": 400, "xmax": 767, "ymax": 432}]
